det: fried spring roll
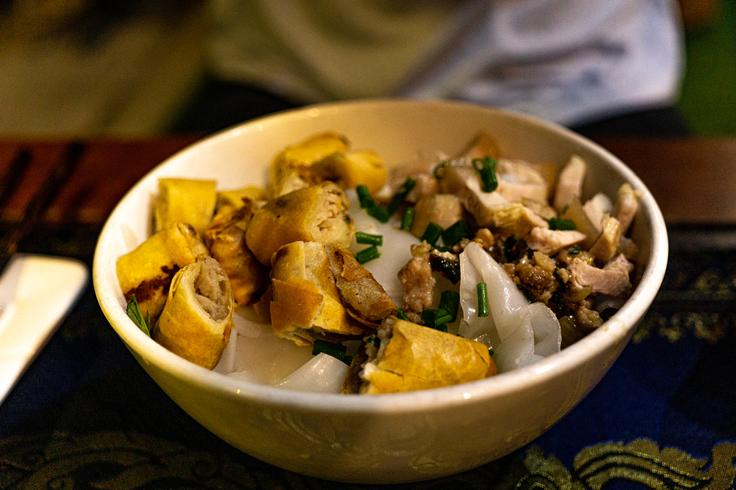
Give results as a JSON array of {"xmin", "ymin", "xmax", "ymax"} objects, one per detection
[
  {"xmin": 116, "ymin": 223, "xmax": 208, "ymax": 320},
  {"xmin": 245, "ymin": 182, "xmax": 354, "ymax": 265},
  {"xmin": 269, "ymin": 132, "xmax": 349, "ymax": 197},
  {"xmin": 359, "ymin": 317, "xmax": 495, "ymax": 394},
  {"xmin": 270, "ymin": 241, "xmax": 363, "ymax": 346},
  {"xmin": 154, "ymin": 178, "xmax": 217, "ymax": 234},
  {"xmin": 205, "ymin": 203, "xmax": 267, "ymax": 305},
  {"xmin": 155, "ymin": 257, "xmax": 234, "ymax": 369}
]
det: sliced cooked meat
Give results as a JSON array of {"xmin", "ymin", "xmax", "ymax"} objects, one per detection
[
  {"xmin": 327, "ymin": 246, "xmax": 396, "ymax": 326},
  {"xmin": 554, "ymin": 155, "xmax": 586, "ymax": 211},
  {"xmin": 527, "ymin": 227, "xmax": 586, "ymax": 255},
  {"xmin": 614, "ymin": 183, "xmax": 640, "ymax": 234},
  {"xmin": 589, "ymin": 215, "xmax": 622, "ymax": 262},
  {"xmin": 569, "ymin": 253, "xmax": 633, "ymax": 296},
  {"xmin": 582, "ymin": 193, "xmax": 613, "ymax": 232},
  {"xmin": 496, "ymin": 158, "xmax": 549, "ymax": 204},
  {"xmin": 410, "ymin": 194, "xmax": 464, "ymax": 237},
  {"xmin": 398, "ymin": 242, "xmax": 436, "ymax": 313}
]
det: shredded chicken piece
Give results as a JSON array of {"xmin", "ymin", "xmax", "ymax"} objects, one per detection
[
  {"xmin": 527, "ymin": 227, "xmax": 586, "ymax": 255},
  {"xmin": 410, "ymin": 194, "xmax": 464, "ymax": 237},
  {"xmin": 398, "ymin": 242, "xmax": 436, "ymax": 313},
  {"xmin": 496, "ymin": 158, "xmax": 549, "ymax": 203},
  {"xmin": 614, "ymin": 183, "xmax": 640, "ymax": 234},
  {"xmin": 491, "ymin": 203, "xmax": 548, "ymax": 238},
  {"xmin": 406, "ymin": 172, "xmax": 438, "ymax": 202},
  {"xmin": 582, "ymin": 193, "xmax": 613, "ymax": 232},
  {"xmin": 589, "ymin": 215, "xmax": 622, "ymax": 262},
  {"xmin": 569, "ymin": 253, "xmax": 633, "ymax": 296},
  {"xmin": 554, "ymin": 155, "xmax": 586, "ymax": 211}
]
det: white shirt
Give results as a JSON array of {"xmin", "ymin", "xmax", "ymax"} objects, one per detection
[{"xmin": 208, "ymin": 0, "xmax": 684, "ymax": 125}]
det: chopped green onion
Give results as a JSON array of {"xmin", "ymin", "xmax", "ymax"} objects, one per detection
[
  {"xmin": 548, "ymin": 217, "xmax": 576, "ymax": 230},
  {"xmin": 421, "ymin": 308, "xmax": 452, "ymax": 330},
  {"xmin": 472, "ymin": 156, "xmax": 498, "ymax": 192},
  {"xmin": 387, "ymin": 178, "xmax": 416, "ymax": 215},
  {"xmin": 312, "ymin": 339, "xmax": 352, "ymax": 365},
  {"xmin": 401, "ymin": 207, "xmax": 415, "ymax": 231},
  {"xmin": 396, "ymin": 308, "xmax": 410, "ymax": 321},
  {"xmin": 355, "ymin": 245, "xmax": 380, "ymax": 264},
  {"xmin": 476, "ymin": 282, "xmax": 489, "ymax": 317},
  {"xmin": 441, "ymin": 219, "xmax": 470, "ymax": 246},
  {"xmin": 439, "ymin": 290, "xmax": 460, "ymax": 322},
  {"xmin": 355, "ymin": 231, "xmax": 383, "ymax": 246},
  {"xmin": 421, "ymin": 222, "xmax": 443, "ymax": 246},
  {"xmin": 126, "ymin": 295, "xmax": 151, "ymax": 337},
  {"xmin": 367, "ymin": 205, "xmax": 390, "ymax": 223},
  {"xmin": 356, "ymin": 185, "xmax": 375, "ymax": 209},
  {"xmin": 356, "ymin": 184, "xmax": 390, "ymax": 222}
]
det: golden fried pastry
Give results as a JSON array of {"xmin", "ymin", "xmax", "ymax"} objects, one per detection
[
  {"xmin": 269, "ymin": 132, "xmax": 349, "ymax": 197},
  {"xmin": 205, "ymin": 203, "xmax": 267, "ymax": 306},
  {"xmin": 215, "ymin": 186, "xmax": 266, "ymax": 215},
  {"xmin": 116, "ymin": 222, "xmax": 208, "ymax": 320},
  {"xmin": 359, "ymin": 317, "xmax": 495, "ymax": 394},
  {"xmin": 155, "ymin": 257, "xmax": 234, "ymax": 369},
  {"xmin": 245, "ymin": 182, "xmax": 354, "ymax": 265},
  {"xmin": 154, "ymin": 178, "xmax": 217, "ymax": 235},
  {"xmin": 270, "ymin": 241, "xmax": 364, "ymax": 346},
  {"xmin": 312, "ymin": 150, "xmax": 387, "ymax": 194}
]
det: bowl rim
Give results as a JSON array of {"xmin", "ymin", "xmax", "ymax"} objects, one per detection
[{"xmin": 93, "ymin": 98, "xmax": 668, "ymax": 413}]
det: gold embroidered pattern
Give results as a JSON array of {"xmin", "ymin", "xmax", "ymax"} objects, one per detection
[
  {"xmin": 1, "ymin": 433, "xmax": 734, "ymax": 488},
  {"xmin": 517, "ymin": 439, "xmax": 736, "ymax": 490},
  {"xmin": 634, "ymin": 311, "xmax": 735, "ymax": 344}
]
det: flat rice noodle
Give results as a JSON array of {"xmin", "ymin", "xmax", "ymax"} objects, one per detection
[
  {"xmin": 276, "ymin": 353, "xmax": 349, "ymax": 393},
  {"xmin": 458, "ymin": 242, "xmax": 561, "ymax": 372}
]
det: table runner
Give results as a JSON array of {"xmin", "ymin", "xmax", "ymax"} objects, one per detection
[{"xmin": 0, "ymin": 223, "xmax": 734, "ymax": 489}]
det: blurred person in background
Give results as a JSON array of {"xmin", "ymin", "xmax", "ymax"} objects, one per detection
[{"xmin": 176, "ymin": 0, "xmax": 688, "ymax": 137}]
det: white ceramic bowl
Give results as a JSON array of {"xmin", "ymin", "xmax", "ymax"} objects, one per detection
[{"xmin": 93, "ymin": 99, "xmax": 668, "ymax": 484}]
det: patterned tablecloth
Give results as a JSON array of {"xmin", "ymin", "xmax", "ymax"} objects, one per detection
[{"xmin": 1, "ymin": 224, "xmax": 734, "ymax": 489}]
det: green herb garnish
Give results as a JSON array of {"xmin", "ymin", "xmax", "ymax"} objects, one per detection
[
  {"xmin": 548, "ymin": 217, "xmax": 576, "ymax": 230},
  {"xmin": 386, "ymin": 178, "xmax": 416, "ymax": 215},
  {"xmin": 421, "ymin": 222, "xmax": 443, "ymax": 246},
  {"xmin": 401, "ymin": 207, "xmax": 415, "ymax": 231},
  {"xmin": 312, "ymin": 339, "xmax": 352, "ymax": 365},
  {"xmin": 355, "ymin": 245, "xmax": 380, "ymax": 264},
  {"xmin": 472, "ymin": 156, "xmax": 498, "ymax": 192},
  {"xmin": 356, "ymin": 184, "xmax": 376, "ymax": 209},
  {"xmin": 355, "ymin": 231, "xmax": 383, "ymax": 246},
  {"xmin": 476, "ymin": 282, "xmax": 489, "ymax": 317},
  {"xmin": 396, "ymin": 308, "xmax": 410, "ymax": 321},
  {"xmin": 421, "ymin": 308, "xmax": 452, "ymax": 331},
  {"xmin": 438, "ymin": 290, "xmax": 460, "ymax": 323},
  {"xmin": 441, "ymin": 219, "xmax": 470, "ymax": 246},
  {"xmin": 357, "ymin": 184, "xmax": 390, "ymax": 222},
  {"xmin": 126, "ymin": 295, "xmax": 152, "ymax": 336}
]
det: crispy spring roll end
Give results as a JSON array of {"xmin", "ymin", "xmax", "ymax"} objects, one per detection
[
  {"xmin": 359, "ymin": 317, "xmax": 495, "ymax": 394},
  {"xmin": 155, "ymin": 257, "xmax": 233, "ymax": 369}
]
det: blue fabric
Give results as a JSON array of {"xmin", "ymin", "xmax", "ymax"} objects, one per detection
[{"xmin": 1, "ymin": 225, "xmax": 734, "ymax": 488}]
